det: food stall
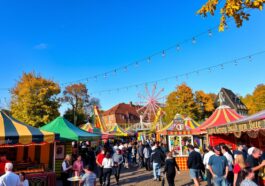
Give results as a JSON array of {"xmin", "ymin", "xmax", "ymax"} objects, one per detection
[
  {"xmin": 157, "ymin": 114, "xmax": 200, "ymax": 170},
  {"xmin": 40, "ymin": 116, "xmax": 101, "ymax": 176},
  {"xmin": 207, "ymin": 109, "xmax": 265, "ymax": 150},
  {"xmin": 0, "ymin": 110, "xmax": 58, "ymax": 186}
]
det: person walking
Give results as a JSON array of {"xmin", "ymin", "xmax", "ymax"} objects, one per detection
[
  {"xmin": 96, "ymin": 149, "xmax": 105, "ymax": 186},
  {"xmin": 163, "ymin": 152, "xmax": 180, "ymax": 186},
  {"xmin": 203, "ymin": 145, "xmax": 215, "ymax": 186},
  {"xmin": 137, "ymin": 141, "xmax": 144, "ymax": 168},
  {"xmin": 112, "ymin": 149, "xmax": 124, "ymax": 185},
  {"xmin": 143, "ymin": 143, "xmax": 152, "ymax": 171},
  {"xmin": 0, "ymin": 163, "xmax": 20, "ymax": 186},
  {"xmin": 61, "ymin": 154, "xmax": 72, "ymax": 186},
  {"xmin": 187, "ymin": 144, "xmax": 203, "ymax": 186},
  {"xmin": 131, "ymin": 145, "xmax": 137, "ymax": 166},
  {"xmin": 208, "ymin": 145, "xmax": 228, "ymax": 186},
  {"xmin": 102, "ymin": 152, "xmax": 114, "ymax": 186},
  {"xmin": 151, "ymin": 142, "xmax": 165, "ymax": 181},
  {"xmin": 80, "ymin": 164, "xmax": 97, "ymax": 186}
]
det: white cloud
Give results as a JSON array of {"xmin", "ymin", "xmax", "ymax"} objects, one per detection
[{"xmin": 34, "ymin": 43, "xmax": 48, "ymax": 50}]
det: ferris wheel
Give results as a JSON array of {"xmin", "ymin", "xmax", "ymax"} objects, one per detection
[{"xmin": 137, "ymin": 84, "xmax": 164, "ymax": 122}]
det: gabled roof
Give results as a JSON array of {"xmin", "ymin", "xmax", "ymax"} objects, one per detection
[
  {"xmin": 103, "ymin": 103, "xmax": 140, "ymax": 117},
  {"xmin": 215, "ymin": 88, "xmax": 247, "ymax": 110}
]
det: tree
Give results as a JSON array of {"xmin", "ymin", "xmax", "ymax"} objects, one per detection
[
  {"xmin": 61, "ymin": 83, "xmax": 100, "ymax": 125},
  {"xmin": 195, "ymin": 90, "xmax": 215, "ymax": 120},
  {"xmin": 10, "ymin": 72, "xmax": 60, "ymax": 127},
  {"xmin": 163, "ymin": 83, "xmax": 198, "ymax": 123},
  {"xmin": 197, "ymin": 0, "xmax": 265, "ymax": 31},
  {"xmin": 243, "ymin": 84, "xmax": 265, "ymax": 114}
]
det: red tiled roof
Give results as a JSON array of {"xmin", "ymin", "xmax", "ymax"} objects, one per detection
[{"xmin": 102, "ymin": 103, "xmax": 140, "ymax": 117}]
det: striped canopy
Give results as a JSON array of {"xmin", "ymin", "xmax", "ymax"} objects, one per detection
[
  {"xmin": 80, "ymin": 122, "xmax": 101, "ymax": 134},
  {"xmin": 108, "ymin": 124, "xmax": 131, "ymax": 137},
  {"xmin": 0, "ymin": 110, "xmax": 58, "ymax": 145},
  {"xmin": 196, "ymin": 105, "xmax": 243, "ymax": 133},
  {"xmin": 184, "ymin": 117, "xmax": 201, "ymax": 130},
  {"xmin": 157, "ymin": 113, "xmax": 194, "ymax": 135},
  {"xmin": 41, "ymin": 117, "xmax": 101, "ymax": 141}
]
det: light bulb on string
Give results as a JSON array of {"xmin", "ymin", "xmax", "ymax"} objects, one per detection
[
  {"xmin": 104, "ymin": 73, "xmax": 107, "ymax": 79},
  {"xmin": 113, "ymin": 69, "xmax": 117, "ymax": 75},
  {"xmin": 208, "ymin": 68, "xmax": 212, "ymax": 73},
  {"xmin": 208, "ymin": 29, "xmax": 213, "ymax": 37},
  {"xmin": 162, "ymin": 50, "xmax": 166, "ymax": 57},
  {"xmin": 176, "ymin": 45, "xmax": 180, "ymax": 51},
  {"xmin": 234, "ymin": 60, "xmax": 238, "ymax": 66},
  {"xmin": 147, "ymin": 57, "xmax": 151, "ymax": 63},
  {"xmin": 135, "ymin": 62, "xmax": 139, "ymax": 68},
  {"xmin": 248, "ymin": 56, "xmax": 252, "ymax": 63},
  {"xmin": 192, "ymin": 37, "xmax": 196, "ymax": 44},
  {"xmin": 123, "ymin": 66, "xmax": 128, "ymax": 72},
  {"xmin": 220, "ymin": 64, "xmax": 224, "ymax": 70}
]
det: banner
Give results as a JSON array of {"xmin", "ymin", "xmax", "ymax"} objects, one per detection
[{"xmin": 207, "ymin": 120, "xmax": 265, "ymax": 135}]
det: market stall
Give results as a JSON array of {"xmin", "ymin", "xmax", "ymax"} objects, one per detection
[
  {"xmin": 0, "ymin": 110, "xmax": 58, "ymax": 186},
  {"xmin": 207, "ymin": 109, "xmax": 265, "ymax": 150},
  {"xmin": 40, "ymin": 117, "xmax": 101, "ymax": 176},
  {"xmin": 157, "ymin": 114, "xmax": 200, "ymax": 170}
]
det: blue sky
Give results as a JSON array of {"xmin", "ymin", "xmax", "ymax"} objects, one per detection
[{"xmin": 0, "ymin": 1, "xmax": 265, "ymax": 113}]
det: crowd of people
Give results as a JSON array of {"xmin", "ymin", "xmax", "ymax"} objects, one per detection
[
  {"xmin": 187, "ymin": 143, "xmax": 265, "ymax": 186},
  {"xmin": 60, "ymin": 139, "xmax": 182, "ymax": 186}
]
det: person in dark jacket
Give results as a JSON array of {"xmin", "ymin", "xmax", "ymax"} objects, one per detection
[
  {"xmin": 163, "ymin": 152, "xmax": 180, "ymax": 186},
  {"xmin": 151, "ymin": 143, "xmax": 165, "ymax": 181},
  {"xmin": 187, "ymin": 144, "xmax": 202, "ymax": 186},
  {"xmin": 137, "ymin": 141, "xmax": 144, "ymax": 168}
]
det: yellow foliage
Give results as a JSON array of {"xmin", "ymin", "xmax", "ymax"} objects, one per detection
[
  {"xmin": 10, "ymin": 72, "xmax": 61, "ymax": 127},
  {"xmin": 198, "ymin": 0, "xmax": 265, "ymax": 31}
]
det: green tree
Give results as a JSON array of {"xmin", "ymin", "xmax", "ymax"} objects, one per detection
[
  {"xmin": 61, "ymin": 83, "xmax": 100, "ymax": 126},
  {"xmin": 198, "ymin": 0, "xmax": 265, "ymax": 31},
  {"xmin": 195, "ymin": 90, "xmax": 215, "ymax": 120},
  {"xmin": 163, "ymin": 83, "xmax": 198, "ymax": 123},
  {"xmin": 10, "ymin": 72, "xmax": 60, "ymax": 127}
]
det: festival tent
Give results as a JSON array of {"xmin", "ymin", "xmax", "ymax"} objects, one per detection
[
  {"xmin": 108, "ymin": 124, "xmax": 132, "ymax": 137},
  {"xmin": 184, "ymin": 117, "xmax": 201, "ymax": 130},
  {"xmin": 157, "ymin": 114, "xmax": 194, "ymax": 135},
  {"xmin": 41, "ymin": 117, "xmax": 101, "ymax": 141},
  {"xmin": 80, "ymin": 122, "xmax": 101, "ymax": 134},
  {"xmin": 194, "ymin": 105, "xmax": 243, "ymax": 134},
  {"xmin": 0, "ymin": 110, "xmax": 59, "ymax": 145}
]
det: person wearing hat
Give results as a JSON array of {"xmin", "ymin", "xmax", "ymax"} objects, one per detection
[{"xmin": 208, "ymin": 145, "xmax": 228, "ymax": 186}]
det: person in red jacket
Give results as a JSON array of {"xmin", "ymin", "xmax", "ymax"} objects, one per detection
[
  {"xmin": 96, "ymin": 149, "xmax": 106, "ymax": 186},
  {"xmin": 0, "ymin": 155, "xmax": 10, "ymax": 176}
]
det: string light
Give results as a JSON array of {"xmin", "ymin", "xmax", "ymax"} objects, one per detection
[
  {"xmin": 123, "ymin": 66, "xmax": 128, "ymax": 72},
  {"xmin": 192, "ymin": 37, "xmax": 196, "ymax": 44},
  {"xmin": 162, "ymin": 50, "xmax": 166, "ymax": 57},
  {"xmin": 104, "ymin": 73, "xmax": 107, "ymax": 79},
  {"xmin": 208, "ymin": 29, "xmax": 213, "ymax": 37},
  {"xmin": 90, "ymin": 50, "xmax": 264, "ymax": 95},
  {"xmin": 248, "ymin": 56, "xmax": 252, "ymax": 63},
  {"xmin": 176, "ymin": 45, "xmax": 180, "ymax": 51},
  {"xmin": 234, "ymin": 60, "xmax": 238, "ymax": 66},
  {"xmin": 147, "ymin": 57, "xmax": 151, "ymax": 63},
  {"xmin": 135, "ymin": 62, "xmax": 139, "ymax": 68}
]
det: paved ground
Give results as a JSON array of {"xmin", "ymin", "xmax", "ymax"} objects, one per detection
[{"xmin": 58, "ymin": 166, "xmax": 207, "ymax": 186}]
